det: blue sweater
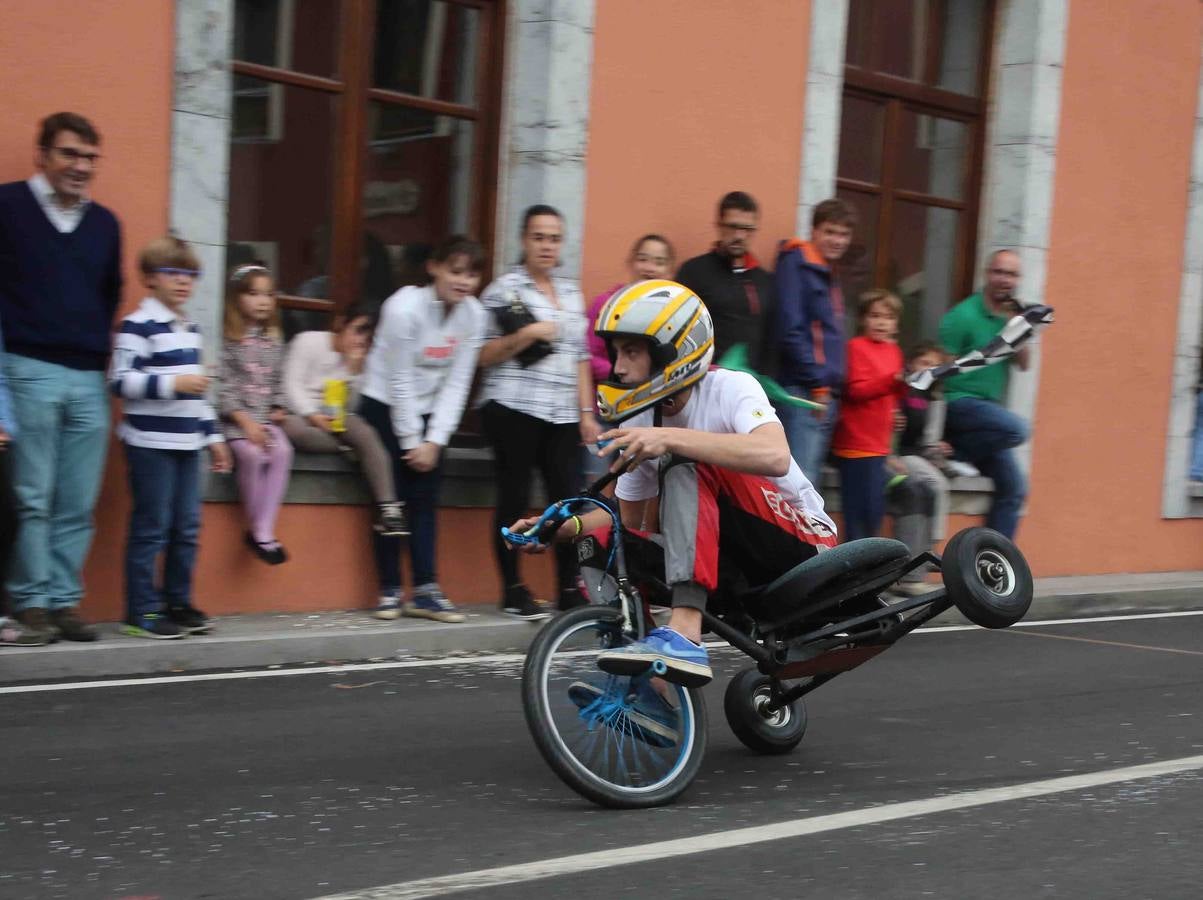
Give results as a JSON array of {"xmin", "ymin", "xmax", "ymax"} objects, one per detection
[
  {"xmin": 774, "ymin": 239, "xmax": 846, "ymax": 391},
  {"xmin": 0, "ymin": 180, "xmax": 122, "ymax": 370}
]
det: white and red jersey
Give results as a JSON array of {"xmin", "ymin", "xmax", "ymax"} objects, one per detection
[{"xmin": 615, "ymin": 368, "xmax": 838, "ymax": 542}]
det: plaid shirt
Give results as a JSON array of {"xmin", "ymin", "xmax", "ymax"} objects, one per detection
[
  {"xmin": 218, "ymin": 327, "xmax": 287, "ymax": 439},
  {"xmin": 477, "ymin": 266, "xmax": 590, "ymax": 424}
]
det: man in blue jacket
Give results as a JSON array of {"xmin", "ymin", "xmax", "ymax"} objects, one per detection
[
  {"xmin": 773, "ymin": 198, "xmax": 856, "ymax": 485},
  {"xmin": 0, "ymin": 112, "xmax": 123, "ymax": 643}
]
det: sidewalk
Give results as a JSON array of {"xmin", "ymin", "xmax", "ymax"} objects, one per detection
[{"xmin": 2, "ymin": 571, "xmax": 1201, "ymax": 684}]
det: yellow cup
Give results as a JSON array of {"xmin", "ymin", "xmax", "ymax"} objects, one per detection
[{"xmin": 322, "ymin": 379, "xmax": 348, "ymax": 433}]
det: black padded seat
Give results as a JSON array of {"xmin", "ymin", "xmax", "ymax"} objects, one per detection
[{"xmin": 747, "ymin": 538, "xmax": 910, "ymax": 617}]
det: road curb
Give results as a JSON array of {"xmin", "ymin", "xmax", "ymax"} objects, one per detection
[{"xmin": 3, "ymin": 576, "xmax": 1201, "ymax": 684}]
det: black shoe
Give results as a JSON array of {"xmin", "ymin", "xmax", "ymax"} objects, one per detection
[
  {"xmin": 375, "ymin": 501, "xmax": 409, "ymax": 538},
  {"xmin": 121, "ymin": 614, "xmax": 184, "ymax": 640},
  {"xmin": 15, "ymin": 607, "xmax": 59, "ymax": 644},
  {"xmin": 48, "ymin": 607, "xmax": 99, "ymax": 642},
  {"xmin": 245, "ymin": 532, "xmax": 287, "ymax": 565},
  {"xmin": 558, "ymin": 588, "xmax": 588, "ymax": 612},
  {"xmin": 502, "ymin": 585, "xmax": 551, "ymax": 621},
  {"xmin": 167, "ymin": 605, "xmax": 212, "ymax": 634}
]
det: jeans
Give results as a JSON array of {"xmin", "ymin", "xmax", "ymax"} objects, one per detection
[
  {"xmin": 1190, "ymin": 391, "xmax": 1203, "ymax": 481},
  {"xmin": 835, "ymin": 455, "xmax": 886, "ymax": 542},
  {"xmin": 777, "ymin": 386, "xmax": 837, "ymax": 488},
  {"xmin": 3, "ymin": 355, "xmax": 109, "ymax": 611},
  {"xmin": 943, "ymin": 397, "xmax": 1030, "ymax": 540},
  {"xmin": 360, "ymin": 397, "xmax": 443, "ymax": 591},
  {"xmin": 123, "ymin": 444, "xmax": 202, "ymax": 620}
]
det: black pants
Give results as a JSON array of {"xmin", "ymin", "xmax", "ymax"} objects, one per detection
[
  {"xmin": 481, "ymin": 401, "xmax": 581, "ymax": 598},
  {"xmin": 0, "ymin": 451, "xmax": 19, "ymax": 616}
]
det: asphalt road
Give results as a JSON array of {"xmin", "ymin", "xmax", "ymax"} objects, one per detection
[{"xmin": 2, "ymin": 613, "xmax": 1201, "ymax": 900}]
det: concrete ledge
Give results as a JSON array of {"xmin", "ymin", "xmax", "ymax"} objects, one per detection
[{"xmin": 3, "ymin": 572, "xmax": 1201, "ymax": 684}]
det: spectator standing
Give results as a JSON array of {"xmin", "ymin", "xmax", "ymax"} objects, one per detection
[
  {"xmin": 0, "ymin": 112, "xmax": 123, "ymax": 643},
  {"xmin": 830, "ymin": 290, "xmax": 906, "ymax": 542},
  {"xmin": 478, "ymin": 205, "xmax": 599, "ymax": 619},
  {"xmin": 583, "ymin": 234, "xmax": 675, "ymax": 481},
  {"xmin": 774, "ymin": 198, "xmax": 857, "ymax": 486},
  {"xmin": 219, "ymin": 264, "xmax": 293, "ymax": 564},
  {"xmin": 938, "ymin": 250, "xmax": 1031, "ymax": 540},
  {"xmin": 360, "ymin": 235, "xmax": 487, "ymax": 623},
  {"xmin": 0, "ymin": 317, "xmax": 34, "ymax": 646},
  {"xmin": 280, "ymin": 308, "xmax": 404, "ymax": 535},
  {"xmin": 675, "ymin": 192, "xmax": 775, "ymax": 366},
  {"xmin": 109, "ymin": 237, "xmax": 232, "ymax": 639}
]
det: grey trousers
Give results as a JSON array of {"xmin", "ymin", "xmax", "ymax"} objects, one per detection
[
  {"xmin": 281, "ymin": 414, "xmax": 397, "ymax": 504},
  {"xmin": 888, "ymin": 455, "xmax": 949, "ymax": 581}
]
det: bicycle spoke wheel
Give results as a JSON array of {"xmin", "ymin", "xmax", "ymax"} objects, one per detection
[{"xmin": 522, "ymin": 605, "xmax": 708, "ymax": 808}]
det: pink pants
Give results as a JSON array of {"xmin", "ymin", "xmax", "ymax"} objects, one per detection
[{"xmin": 228, "ymin": 424, "xmax": 294, "ymax": 543}]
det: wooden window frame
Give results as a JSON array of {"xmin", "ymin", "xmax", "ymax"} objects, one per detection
[
  {"xmin": 838, "ymin": 0, "xmax": 995, "ymax": 304},
  {"xmin": 230, "ymin": 0, "xmax": 506, "ymax": 318}
]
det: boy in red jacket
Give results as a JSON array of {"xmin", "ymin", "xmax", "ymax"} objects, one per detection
[{"xmin": 831, "ymin": 290, "xmax": 905, "ymax": 541}]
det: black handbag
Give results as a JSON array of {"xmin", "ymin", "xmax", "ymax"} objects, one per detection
[{"xmin": 493, "ymin": 289, "xmax": 553, "ymax": 367}]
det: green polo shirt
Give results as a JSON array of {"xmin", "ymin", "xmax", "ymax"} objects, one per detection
[{"xmin": 938, "ymin": 293, "xmax": 1011, "ymax": 403}]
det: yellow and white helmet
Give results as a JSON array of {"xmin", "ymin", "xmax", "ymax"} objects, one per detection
[{"xmin": 594, "ymin": 279, "xmax": 714, "ymax": 423}]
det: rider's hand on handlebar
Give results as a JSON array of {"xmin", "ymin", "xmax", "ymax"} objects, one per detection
[
  {"xmin": 596, "ymin": 426, "xmax": 673, "ymax": 472},
  {"xmin": 504, "ymin": 516, "xmax": 552, "ymax": 553}
]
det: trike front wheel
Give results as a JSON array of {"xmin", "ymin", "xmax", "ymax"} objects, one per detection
[{"xmin": 521, "ymin": 605, "xmax": 708, "ymax": 808}]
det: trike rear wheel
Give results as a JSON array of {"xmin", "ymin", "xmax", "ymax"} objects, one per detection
[
  {"xmin": 724, "ymin": 668, "xmax": 808, "ymax": 755},
  {"xmin": 942, "ymin": 527, "xmax": 1033, "ymax": 628},
  {"xmin": 521, "ymin": 605, "xmax": 708, "ymax": 808}
]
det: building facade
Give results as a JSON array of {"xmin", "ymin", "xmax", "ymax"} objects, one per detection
[{"xmin": 1, "ymin": 0, "xmax": 1200, "ymax": 621}]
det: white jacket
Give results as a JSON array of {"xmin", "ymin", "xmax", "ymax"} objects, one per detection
[{"xmin": 361, "ymin": 284, "xmax": 486, "ymax": 449}]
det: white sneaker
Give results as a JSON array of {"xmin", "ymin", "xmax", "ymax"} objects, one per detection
[
  {"xmin": 374, "ymin": 589, "xmax": 403, "ymax": 620},
  {"xmin": 944, "ymin": 460, "xmax": 981, "ymax": 478}
]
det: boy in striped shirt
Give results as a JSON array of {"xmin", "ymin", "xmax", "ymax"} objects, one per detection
[{"xmin": 109, "ymin": 236, "xmax": 231, "ymax": 639}]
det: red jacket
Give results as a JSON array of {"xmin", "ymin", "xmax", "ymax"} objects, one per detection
[{"xmin": 831, "ymin": 336, "xmax": 905, "ymax": 456}]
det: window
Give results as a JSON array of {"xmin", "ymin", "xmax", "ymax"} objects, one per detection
[
  {"xmin": 228, "ymin": 0, "xmax": 503, "ymax": 336},
  {"xmin": 837, "ymin": 0, "xmax": 994, "ymax": 346}
]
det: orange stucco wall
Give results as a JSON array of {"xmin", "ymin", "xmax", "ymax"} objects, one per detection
[
  {"xmin": 1021, "ymin": 0, "xmax": 1203, "ymax": 575},
  {"xmin": 579, "ymin": 0, "xmax": 812, "ymax": 298}
]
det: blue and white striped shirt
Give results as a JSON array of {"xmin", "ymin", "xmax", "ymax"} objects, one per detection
[{"xmin": 109, "ymin": 297, "xmax": 221, "ymax": 450}]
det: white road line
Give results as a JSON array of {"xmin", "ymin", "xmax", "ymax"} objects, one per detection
[
  {"xmin": 2, "ymin": 608, "xmax": 1200, "ymax": 696},
  {"xmin": 309, "ymin": 754, "xmax": 1203, "ymax": 900}
]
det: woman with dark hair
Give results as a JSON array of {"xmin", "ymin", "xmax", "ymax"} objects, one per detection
[{"xmin": 477, "ymin": 205, "xmax": 599, "ymax": 619}]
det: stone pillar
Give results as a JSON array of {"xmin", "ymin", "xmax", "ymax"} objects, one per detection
[
  {"xmin": 795, "ymin": 0, "xmax": 850, "ymax": 238},
  {"xmin": 494, "ymin": 0, "xmax": 596, "ymax": 279}
]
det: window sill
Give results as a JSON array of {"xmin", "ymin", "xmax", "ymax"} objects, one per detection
[{"xmin": 204, "ymin": 451, "xmax": 999, "ymax": 513}]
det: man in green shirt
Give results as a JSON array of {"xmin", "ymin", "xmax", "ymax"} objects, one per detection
[{"xmin": 938, "ymin": 250, "xmax": 1030, "ymax": 539}]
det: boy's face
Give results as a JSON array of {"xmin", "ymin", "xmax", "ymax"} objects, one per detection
[
  {"xmin": 863, "ymin": 301, "xmax": 897, "ymax": 342},
  {"xmin": 812, "ymin": 221, "xmax": 853, "ymax": 263},
  {"xmin": 144, "ymin": 268, "xmax": 197, "ymax": 313},
  {"xmin": 908, "ymin": 350, "xmax": 943, "ymax": 373}
]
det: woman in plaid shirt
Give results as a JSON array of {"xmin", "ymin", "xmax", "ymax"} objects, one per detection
[{"xmin": 477, "ymin": 205, "xmax": 601, "ymax": 619}]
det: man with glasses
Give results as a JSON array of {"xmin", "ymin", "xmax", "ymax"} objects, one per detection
[
  {"xmin": 0, "ymin": 112, "xmax": 123, "ymax": 643},
  {"xmin": 675, "ymin": 191, "xmax": 777, "ymax": 367},
  {"xmin": 938, "ymin": 249, "xmax": 1031, "ymax": 540}
]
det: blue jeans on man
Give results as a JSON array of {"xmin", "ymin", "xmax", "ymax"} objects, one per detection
[
  {"xmin": 124, "ymin": 444, "xmax": 202, "ymax": 619},
  {"xmin": 777, "ymin": 386, "xmax": 838, "ymax": 488},
  {"xmin": 943, "ymin": 397, "xmax": 1029, "ymax": 539},
  {"xmin": 3, "ymin": 354, "xmax": 109, "ymax": 611}
]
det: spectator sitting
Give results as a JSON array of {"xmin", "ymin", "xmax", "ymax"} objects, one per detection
[
  {"xmin": 280, "ymin": 307, "xmax": 404, "ymax": 536},
  {"xmin": 583, "ymin": 233, "xmax": 675, "ymax": 482},
  {"xmin": 774, "ymin": 198, "xmax": 857, "ymax": 486},
  {"xmin": 886, "ymin": 341, "xmax": 952, "ymax": 596},
  {"xmin": 109, "ymin": 237, "xmax": 232, "ymax": 639},
  {"xmin": 830, "ymin": 290, "xmax": 906, "ymax": 542},
  {"xmin": 675, "ymin": 191, "xmax": 776, "ymax": 367},
  {"xmin": 218, "ymin": 264, "xmax": 294, "ymax": 564},
  {"xmin": 938, "ymin": 250, "xmax": 1031, "ymax": 540},
  {"xmin": 359, "ymin": 235, "xmax": 488, "ymax": 624}
]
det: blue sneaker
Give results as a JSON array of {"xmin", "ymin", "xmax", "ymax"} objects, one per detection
[
  {"xmin": 597, "ymin": 626, "xmax": 712, "ymax": 687},
  {"xmin": 568, "ymin": 677, "xmax": 680, "ymax": 748},
  {"xmin": 403, "ymin": 585, "xmax": 466, "ymax": 623}
]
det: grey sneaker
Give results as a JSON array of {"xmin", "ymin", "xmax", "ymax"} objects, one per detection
[
  {"xmin": 374, "ymin": 589, "xmax": 403, "ymax": 620},
  {"xmin": 375, "ymin": 502, "xmax": 409, "ymax": 538},
  {"xmin": 404, "ymin": 585, "xmax": 465, "ymax": 623},
  {"xmin": 0, "ymin": 616, "xmax": 50, "ymax": 647}
]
